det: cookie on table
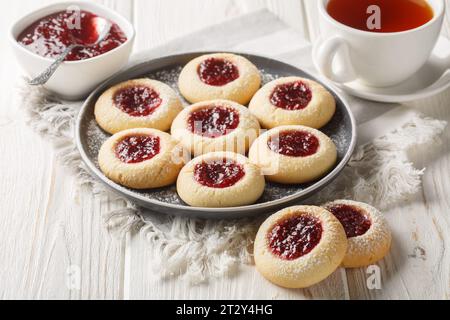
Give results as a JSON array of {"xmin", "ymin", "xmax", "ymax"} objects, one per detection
[
  {"xmin": 323, "ymin": 200, "xmax": 392, "ymax": 268},
  {"xmin": 178, "ymin": 53, "xmax": 261, "ymax": 104},
  {"xmin": 248, "ymin": 125, "xmax": 337, "ymax": 184},
  {"xmin": 171, "ymin": 99, "xmax": 261, "ymax": 156},
  {"xmin": 95, "ymin": 78, "xmax": 183, "ymax": 134},
  {"xmin": 177, "ymin": 152, "xmax": 265, "ymax": 208},
  {"xmin": 254, "ymin": 205, "xmax": 348, "ymax": 288},
  {"xmin": 98, "ymin": 128, "xmax": 185, "ymax": 189},
  {"xmin": 249, "ymin": 76, "xmax": 335, "ymax": 129}
]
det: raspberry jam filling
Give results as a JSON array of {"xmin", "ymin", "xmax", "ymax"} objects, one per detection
[
  {"xmin": 188, "ymin": 106, "xmax": 240, "ymax": 138},
  {"xmin": 115, "ymin": 135, "xmax": 160, "ymax": 164},
  {"xmin": 113, "ymin": 86, "xmax": 162, "ymax": 117},
  {"xmin": 17, "ymin": 10, "xmax": 127, "ymax": 61},
  {"xmin": 328, "ymin": 204, "xmax": 371, "ymax": 238},
  {"xmin": 268, "ymin": 214, "xmax": 322, "ymax": 260},
  {"xmin": 268, "ymin": 130, "xmax": 319, "ymax": 157},
  {"xmin": 194, "ymin": 159, "xmax": 245, "ymax": 188},
  {"xmin": 270, "ymin": 81, "xmax": 312, "ymax": 110},
  {"xmin": 197, "ymin": 58, "xmax": 240, "ymax": 86}
]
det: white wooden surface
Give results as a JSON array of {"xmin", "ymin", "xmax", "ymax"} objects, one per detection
[{"xmin": 0, "ymin": 0, "xmax": 449, "ymax": 300}]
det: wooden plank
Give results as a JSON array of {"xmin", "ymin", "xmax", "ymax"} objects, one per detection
[
  {"xmin": 133, "ymin": 0, "xmax": 248, "ymax": 51},
  {"xmin": 0, "ymin": 0, "xmax": 128, "ymax": 299},
  {"xmin": 444, "ymin": 4, "xmax": 450, "ymax": 37},
  {"xmin": 100, "ymin": 0, "xmax": 134, "ymax": 21}
]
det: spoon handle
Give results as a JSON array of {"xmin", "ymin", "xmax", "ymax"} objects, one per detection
[{"xmin": 29, "ymin": 44, "xmax": 78, "ymax": 86}]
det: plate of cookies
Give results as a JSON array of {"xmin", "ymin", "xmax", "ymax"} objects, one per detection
[{"xmin": 76, "ymin": 52, "xmax": 357, "ymax": 219}]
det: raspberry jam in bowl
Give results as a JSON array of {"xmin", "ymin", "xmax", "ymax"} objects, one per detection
[
  {"xmin": 17, "ymin": 10, "xmax": 127, "ymax": 62},
  {"xmin": 10, "ymin": 1, "xmax": 135, "ymax": 100}
]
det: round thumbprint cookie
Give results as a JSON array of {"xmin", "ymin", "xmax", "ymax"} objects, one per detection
[
  {"xmin": 177, "ymin": 152, "xmax": 265, "ymax": 207},
  {"xmin": 323, "ymin": 200, "xmax": 392, "ymax": 268},
  {"xmin": 178, "ymin": 53, "xmax": 261, "ymax": 104},
  {"xmin": 254, "ymin": 206, "xmax": 347, "ymax": 288},
  {"xmin": 95, "ymin": 78, "xmax": 183, "ymax": 134},
  {"xmin": 248, "ymin": 125, "xmax": 337, "ymax": 184},
  {"xmin": 98, "ymin": 128, "xmax": 186, "ymax": 189},
  {"xmin": 171, "ymin": 99, "xmax": 261, "ymax": 156},
  {"xmin": 249, "ymin": 76, "xmax": 336, "ymax": 129}
]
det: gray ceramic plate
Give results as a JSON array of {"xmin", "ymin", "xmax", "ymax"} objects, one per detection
[{"xmin": 76, "ymin": 52, "xmax": 357, "ymax": 219}]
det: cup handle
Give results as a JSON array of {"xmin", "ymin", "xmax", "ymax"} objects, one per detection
[{"xmin": 315, "ymin": 36, "xmax": 357, "ymax": 84}]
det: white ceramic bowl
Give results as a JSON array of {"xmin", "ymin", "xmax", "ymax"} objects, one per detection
[{"xmin": 9, "ymin": 1, "xmax": 135, "ymax": 100}]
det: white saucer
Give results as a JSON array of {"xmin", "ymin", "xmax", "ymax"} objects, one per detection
[{"xmin": 312, "ymin": 36, "xmax": 450, "ymax": 103}]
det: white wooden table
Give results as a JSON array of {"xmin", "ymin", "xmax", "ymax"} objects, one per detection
[{"xmin": 1, "ymin": 0, "xmax": 449, "ymax": 300}]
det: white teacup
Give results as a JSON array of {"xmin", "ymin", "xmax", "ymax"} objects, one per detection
[{"xmin": 314, "ymin": 0, "xmax": 445, "ymax": 87}]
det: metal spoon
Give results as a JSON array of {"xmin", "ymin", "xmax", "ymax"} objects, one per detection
[{"xmin": 29, "ymin": 17, "xmax": 112, "ymax": 86}]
